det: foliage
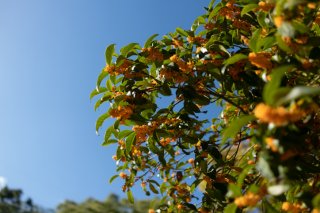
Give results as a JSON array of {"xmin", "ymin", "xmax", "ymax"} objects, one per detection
[
  {"xmin": 0, "ymin": 186, "xmax": 52, "ymax": 213},
  {"xmin": 93, "ymin": 0, "xmax": 320, "ymax": 212},
  {"xmin": 56, "ymin": 193, "xmax": 161, "ymax": 213}
]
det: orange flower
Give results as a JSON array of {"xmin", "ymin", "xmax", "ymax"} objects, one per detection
[
  {"xmin": 274, "ymin": 16, "xmax": 284, "ymax": 28},
  {"xmin": 109, "ymin": 105, "xmax": 134, "ymax": 122},
  {"xmin": 253, "ymin": 103, "xmax": 306, "ymax": 126},
  {"xmin": 234, "ymin": 192, "xmax": 261, "ymax": 207},
  {"xmin": 142, "ymin": 47, "xmax": 163, "ymax": 62},
  {"xmin": 249, "ymin": 52, "xmax": 273, "ymax": 70},
  {"xmin": 265, "ymin": 137, "xmax": 278, "ymax": 152},
  {"xmin": 282, "ymin": 202, "xmax": 303, "ymax": 213},
  {"xmin": 258, "ymin": 1, "xmax": 274, "ymax": 12}
]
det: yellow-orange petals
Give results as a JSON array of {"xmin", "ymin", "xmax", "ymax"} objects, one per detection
[
  {"xmin": 265, "ymin": 137, "xmax": 278, "ymax": 152},
  {"xmin": 148, "ymin": 209, "xmax": 155, "ymax": 213},
  {"xmin": 109, "ymin": 105, "xmax": 134, "ymax": 122},
  {"xmin": 274, "ymin": 16, "xmax": 284, "ymax": 28},
  {"xmin": 170, "ymin": 55, "xmax": 194, "ymax": 74},
  {"xmin": 258, "ymin": 1, "xmax": 274, "ymax": 12},
  {"xmin": 119, "ymin": 172, "xmax": 127, "ymax": 179},
  {"xmin": 142, "ymin": 47, "xmax": 163, "ymax": 62},
  {"xmin": 281, "ymin": 202, "xmax": 303, "ymax": 213},
  {"xmin": 253, "ymin": 103, "xmax": 306, "ymax": 126},
  {"xmin": 234, "ymin": 192, "xmax": 261, "ymax": 207},
  {"xmin": 312, "ymin": 209, "xmax": 320, "ymax": 213},
  {"xmin": 249, "ymin": 52, "xmax": 273, "ymax": 70}
]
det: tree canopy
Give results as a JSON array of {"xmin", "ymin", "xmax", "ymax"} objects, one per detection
[
  {"xmin": 93, "ymin": 0, "xmax": 320, "ymax": 212},
  {"xmin": 56, "ymin": 193, "xmax": 161, "ymax": 213}
]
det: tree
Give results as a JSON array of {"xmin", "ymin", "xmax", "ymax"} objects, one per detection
[
  {"xmin": 56, "ymin": 193, "xmax": 161, "ymax": 213},
  {"xmin": 92, "ymin": 0, "xmax": 320, "ymax": 212},
  {"xmin": 0, "ymin": 186, "xmax": 52, "ymax": 213}
]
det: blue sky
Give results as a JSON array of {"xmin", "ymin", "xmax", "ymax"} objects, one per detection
[{"xmin": 0, "ymin": 0, "xmax": 209, "ymax": 209}]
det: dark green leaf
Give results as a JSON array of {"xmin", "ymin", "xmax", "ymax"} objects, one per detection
[{"xmin": 149, "ymin": 183, "xmax": 159, "ymax": 194}]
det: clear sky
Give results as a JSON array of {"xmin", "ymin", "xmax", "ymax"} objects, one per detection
[{"xmin": 0, "ymin": 0, "xmax": 209, "ymax": 209}]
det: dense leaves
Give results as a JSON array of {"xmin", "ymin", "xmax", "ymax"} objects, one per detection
[{"xmin": 94, "ymin": 0, "xmax": 320, "ymax": 212}]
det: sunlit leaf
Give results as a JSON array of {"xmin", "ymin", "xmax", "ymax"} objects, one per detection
[{"xmin": 105, "ymin": 44, "xmax": 115, "ymax": 65}]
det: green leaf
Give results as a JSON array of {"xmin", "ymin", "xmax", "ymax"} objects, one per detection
[
  {"xmin": 249, "ymin": 29, "xmax": 261, "ymax": 52},
  {"xmin": 102, "ymin": 139, "xmax": 118, "ymax": 146},
  {"xmin": 96, "ymin": 112, "xmax": 110, "ymax": 134},
  {"xmin": 149, "ymin": 183, "xmax": 159, "ymax": 194},
  {"xmin": 257, "ymin": 36, "xmax": 276, "ymax": 51},
  {"xmin": 261, "ymin": 199, "xmax": 280, "ymax": 213},
  {"xmin": 223, "ymin": 53, "xmax": 248, "ymax": 66},
  {"xmin": 127, "ymin": 190, "xmax": 134, "ymax": 204},
  {"xmin": 125, "ymin": 132, "xmax": 136, "ymax": 155},
  {"xmin": 227, "ymin": 184, "xmax": 242, "ymax": 198},
  {"xmin": 148, "ymin": 138, "xmax": 160, "ymax": 154},
  {"xmin": 223, "ymin": 203, "xmax": 237, "ymax": 213},
  {"xmin": 159, "ymin": 83, "xmax": 172, "ymax": 96},
  {"xmin": 120, "ymin": 43, "xmax": 139, "ymax": 57},
  {"xmin": 105, "ymin": 44, "xmax": 115, "ymax": 65},
  {"xmin": 276, "ymin": 86, "xmax": 320, "ymax": 106},
  {"xmin": 144, "ymin": 34, "xmax": 159, "ymax": 48},
  {"xmin": 90, "ymin": 87, "xmax": 107, "ymax": 100},
  {"xmin": 109, "ymin": 175, "xmax": 119, "ymax": 184},
  {"xmin": 118, "ymin": 130, "xmax": 134, "ymax": 139},
  {"xmin": 263, "ymin": 65, "xmax": 294, "ymax": 105},
  {"xmin": 176, "ymin": 27, "xmax": 189, "ymax": 37},
  {"xmin": 222, "ymin": 115, "xmax": 255, "ymax": 144},
  {"xmin": 241, "ymin": 4, "xmax": 258, "ymax": 16},
  {"xmin": 106, "ymin": 79, "xmax": 113, "ymax": 91},
  {"xmin": 104, "ymin": 125, "xmax": 114, "ymax": 143},
  {"xmin": 96, "ymin": 71, "xmax": 108, "ymax": 88}
]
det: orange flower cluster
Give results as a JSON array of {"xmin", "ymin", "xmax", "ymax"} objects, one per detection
[
  {"xmin": 234, "ymin": 192, "xmax": 261, "ymax": 207},
  {"xmin": 233, "ymin": 19, "xmax": 251, "ymax": 31},
  {"xmin": 249, "ymin": 52, "xmax": 273, "ymax": 70},
  {"xmin": 258, "ymin": 1, "xmax": 275, "ymax": 12},
  {"xmin": 142, "ymin": 47, "xmax": 164, "ymax": 62},
  {"xmin": 265, "ymin": 137, "xmax": 278, "ymax": 152},
  {"xmin": 160, "ymin": 137, "xmax": 175, "ymax": 146},
  {"xmin": 253, "ymin": 103, "xmax": 306, "ymax": 126},
  {"xmin": 219, "ymin": 1, "xmax": 240, "ymax": 20},
  {"xmin": 104, "ymin": 60, "xmax": 133, "ymax": 76},
  {"xmin": 187, "ymin": 36, "xmax": 207, "ymax": 44},
  {"xmin": 172, "ymin": 38, "xmax": 183, "ymax": 47},
  {"xmin": 132, "ymin": 123, "xmax": 157, "ymax": 144},
  {"xmin": 159, "ymin": 68, "xmax": 187, "ymax": 83},
  {"xmin": 282, "ymin": 202, "xmax": 304, "ymax": 213},
  {"xmin": 109, "ymin": 105, "xmax": 133, "ymax": 122},
  {"xmin": 170, "ymin": 55, "xmax": 194, "ymax": 74}
]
